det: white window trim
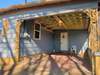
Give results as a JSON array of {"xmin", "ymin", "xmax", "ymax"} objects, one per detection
[{"xmin": 33, "ymin": 23, "xmax": 41, "ymax": 40}]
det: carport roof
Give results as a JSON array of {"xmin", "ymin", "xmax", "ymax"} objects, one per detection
[
  {"xmin": 0, "ymin": 0, "xmax": 96, "ymax": 15},
  {"xmin": 33, "ymin": 11, "xmax": 89, "ymax": 30}
]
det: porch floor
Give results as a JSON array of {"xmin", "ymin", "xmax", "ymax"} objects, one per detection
[{"xmin": 2, "ymin": 53, "xmax": 92, "ymax": 75}]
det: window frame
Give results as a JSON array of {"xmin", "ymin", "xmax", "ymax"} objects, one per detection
[{"xmin": 33, "ymin": 23, "xmax": 41, "ymax": 40}]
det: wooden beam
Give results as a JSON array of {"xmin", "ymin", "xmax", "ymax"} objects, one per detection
[
  {"xmin": 15, "ymin": 20, "xmax": 21, "ymax": 61},
  {"xmin": 41, "ymin": 23, "xmax": 53, "ymax": 32},
  {"xmin": 36, "ymin": 17, "xmax": 56, "ymax": 30},
  {"xmin": 45, "ymin": 24, "xmax": 56, "ymax": 28},
  {"xmin": 53, "ymin": 16, "xmax": 67, "ymax": 28},
  {"xmin": 37, "ymin": 13, "xmax": 86, "ymax": 30},
  {"xmin": 64, "ymin": 14, "xmax": 72, "ymax": 25},
  {"xmin": 59, "ymin": 13, "xmax": 82, "ymax": 29},
  {"xmin": 2, "ymin": 19, "xmax": 9, "ymax": 33},
  {"xmin": 44, "ymin": 27, "xmax": 53, "ymax": 32}
]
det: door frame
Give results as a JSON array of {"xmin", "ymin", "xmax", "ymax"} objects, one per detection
[{"xmin": 60, "ymin": 32, "xmax": 69, "ymax": 51}]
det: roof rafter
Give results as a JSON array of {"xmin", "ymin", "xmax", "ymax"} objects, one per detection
[{"xmin": 53, "ymin": 15, "xmax": 67, "ymax": 29}]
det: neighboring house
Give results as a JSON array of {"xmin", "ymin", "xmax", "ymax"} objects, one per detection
[{"xmin": 0, "ymin": 0, "xmax": 97, "ymax": 59}]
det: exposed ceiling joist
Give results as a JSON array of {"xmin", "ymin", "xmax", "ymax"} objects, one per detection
[
  {"xmin": 37, "ymin": 22, "xmax": 53, "ymax": 32},
  {"xmin": 35, "ymin": 12, "xmax": 89, "ymax": 30},
  {"xmin": 53, "ymin": 16, "xmax": 67, "ymax": 28}
]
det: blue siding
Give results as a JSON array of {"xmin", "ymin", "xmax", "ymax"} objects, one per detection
[
  {"xmin": 0, "ymin": 2, "xmax": 92, "ymax": 57},
  {"xmin": 69, "ymin": 30, "xmax": 88, "ymax": 53},
  {"xmin": 54, "ymin": 32, "xmax": 60, "ymax": 51},
  {"xmin": 54, "ymin": 30, "xmax": 88, "ymax": 52},
  {"xmin": 0, "ymin": 19, "xmax": 17, "ymax": 58},
  {"xmin": 0, "ymin": 18, "xmax": 88, "ymax": 57},
  {"xmin": 20, "ymin": 21, "xmax": 54, "ymax": 56},
  {"xmin": 33, "ymin": 27, "xmax": 54, "ymax": 51},
  {"xmin": 20, "ymin": 23, "xmax": 88, "ymax": 56}
]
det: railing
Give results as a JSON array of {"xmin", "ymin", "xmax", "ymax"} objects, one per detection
[{"xmin": 81, "ymin": 39, "xmax": 88, "ymax": 53}]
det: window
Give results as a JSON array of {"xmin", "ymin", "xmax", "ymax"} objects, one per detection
[{"xmin": 34, "ymin": 23, "xmax": 41, "ymax": 40}]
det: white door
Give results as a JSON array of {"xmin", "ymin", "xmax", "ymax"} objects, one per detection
[{"xmin": 60, "ymin": 32, "xmax": 68, "ymax": 51}]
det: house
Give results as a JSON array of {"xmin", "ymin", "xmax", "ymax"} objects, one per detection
[{"xmin": 0, "ymin": 0, "xmax": 98, "ymax": 72}]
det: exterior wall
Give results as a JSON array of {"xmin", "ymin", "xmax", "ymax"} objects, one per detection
[
  {"xmin": 54, "ymin": 30, "xmax": 88, "ymax": 53},
  {"xmin": 20, "ymin": 20, "xmax": 88, "ymax": 56},
  {"xmin": 0, "ymin": 19, "xmax": 18, "ymax": 64},
  {"xmin": 0, "ymin": 19, "xmax": 16, "ymax": 57},
  {"xmin": 0, "ymin": 7, "xmax": 96, "ymax": 66},
  {"xmin": 20, "ymin": 20, "xmax": 54, "ymax": 56},
  {"xmin": 0, "ymin": 5, "xmax": 97, "ymax": 72}
]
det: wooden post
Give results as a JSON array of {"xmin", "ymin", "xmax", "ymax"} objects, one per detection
[
  {"xmin": 15, "ymin": 20, "xmax": 21, "ymax": 62},
  {"xmin": 85, "ymin": 9, "xmax": 98, "ymax": 51},
  {"xmin": 98, "ymin": 11, "xmax": 100, "ymax": 51},
  {"xmin": 90, "ymin": 9, "xmax": 98, "ymax": 75},
  {"xmin": 84, "ymin": 9, "xmax": 98, "ymax": 75},
  {"xmin": 95, "ymin": 11, "xmax": 100, "ymax": 75},
  {"xmin": 2, "ymin": 18, "xmax": 12, "ymax": 64},
  {"xmin": 2, "ymin": 18, "xmax": 9, "ymax": 35}
]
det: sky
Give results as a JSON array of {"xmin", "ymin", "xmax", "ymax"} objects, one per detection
[
  {"xmin": 0, "ymin": 0, "xmax": 25, "ymax": 29},
  {"xmin": 0, "ymin": 0, "xmax": 40, "ymax": 30},
  {"xmin": 0, "ymin": 0, "xmax": 39, "ymax": 8}
]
